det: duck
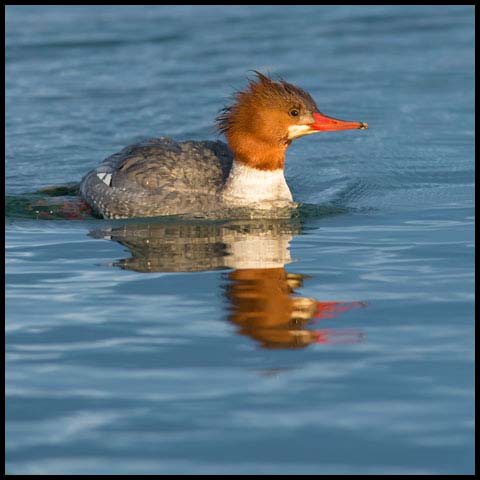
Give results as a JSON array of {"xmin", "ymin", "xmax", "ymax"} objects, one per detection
[{"xmin": 79, "ymin": 71, "xmax": 367, "ymax": 219}]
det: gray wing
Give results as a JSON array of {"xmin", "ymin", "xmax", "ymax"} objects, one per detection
[{"xmin": 80, "ymin": 137, "xmax": 234, "ymax": 219}]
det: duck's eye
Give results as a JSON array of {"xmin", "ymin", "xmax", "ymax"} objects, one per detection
[{"xmin": 289, "ymin": 109, "xmax": 299, "ymax": 117}]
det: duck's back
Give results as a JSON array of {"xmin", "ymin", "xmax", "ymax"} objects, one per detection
[{"xmin": 80, "ymin": 137, "xmax": 234, "ymax": 219}]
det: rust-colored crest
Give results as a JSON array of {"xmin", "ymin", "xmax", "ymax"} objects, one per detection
[
  {"xmin": 215, "ymin": 72, "xmax": 319, "ymax": 170},
  {"xmin": 216, "ymin": 71, "xmax": 318, "ymax": 136}
]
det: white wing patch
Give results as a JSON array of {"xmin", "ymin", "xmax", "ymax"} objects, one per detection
[{"xmin": 97, "ymin": 172, "xmax": 112, "ymax": 186}]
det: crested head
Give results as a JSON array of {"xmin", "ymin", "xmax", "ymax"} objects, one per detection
[
  {"xmin": 216, "ymin": 71, "xmax": 367, "ymax": 171},
  {"xmin": 216, "ymin": 71, "xmax": 318, "ymax": 138}
]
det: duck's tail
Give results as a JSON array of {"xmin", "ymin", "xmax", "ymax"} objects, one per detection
[
  {"xmin": 36, "ymin": 182, "xmax": 80, "ymax": 197},
  {"xmin": 6, "ymin": 183, "xmax": 97, "ymax": 220}
]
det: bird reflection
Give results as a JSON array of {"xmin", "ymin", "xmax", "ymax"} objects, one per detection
[
  {"xmin": 226, "ymin": 268, "xmax": 365, "ymax": 349},
  {"xmin": 90, "ymin": 218, "xmax": 366, "ymax": 349}
]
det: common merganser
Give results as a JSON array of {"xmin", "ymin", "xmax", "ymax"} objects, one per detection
[{"xmin": 80, "ymin": 71, "xmax": 367, "ymax": 219}]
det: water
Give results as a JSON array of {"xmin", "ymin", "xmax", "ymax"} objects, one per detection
[{"xmin": 5, "ymin": 5, "xmax": 474, "ymax": 475}]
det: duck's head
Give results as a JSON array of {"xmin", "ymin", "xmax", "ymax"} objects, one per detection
[{"xmin": 216, "ymin": 71, "xmax": 367, "ymax": 170}]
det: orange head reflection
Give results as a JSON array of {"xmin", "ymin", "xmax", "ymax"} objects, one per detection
[{"xmin": 225, "ymin": 267, "xmax": 366, "ymax": 349}]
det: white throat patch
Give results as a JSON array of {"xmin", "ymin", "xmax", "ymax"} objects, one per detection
[{"xmin": 222, "ymin": 161, "xmax": 293, "ymax": 205}]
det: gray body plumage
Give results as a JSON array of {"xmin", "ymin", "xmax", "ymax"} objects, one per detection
[{"xmin": 80, "ymin": 137, "xmax": 234, "ymax": 219}]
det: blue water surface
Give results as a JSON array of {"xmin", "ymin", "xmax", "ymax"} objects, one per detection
[{"xmin": 5, "ymin": 5, "xmax": 474, "ymax": 475}]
